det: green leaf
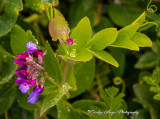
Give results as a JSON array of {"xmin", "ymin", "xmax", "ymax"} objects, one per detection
[
  {"xmin": 133, "ymin": 83, "xmax": 152, "ymax": 108},
  {"xmin": 0, "ymin": 49, "xmax": 15, "ymax": 59},
  {"xmin": 40, "ymin": 83, "xmax": 72, "ymax": 116},
  {"xmin": 25, "ymin": 0, "xmax": 59, "ymax": 12},
  {"xmin": 152, "ymin": 40, "xmax": 160, "ymax": 54},
  {"xmin": 152, "ymin": 67, "xmax": 160, "ymax": 83},
  {"xmin": 10, "ymin": 103, "xmax": 33, "ymax": 119},
  {"xmin": 111, "ymin": 23, "xmax": 140, "ymax": 51},
  {"xmin": 0, "ymin": 49, "xmax": 16, "ymax": 85},
  {"xmin": 43, "ymin": 42, "xmax": 62, "ymax": 83},
  {"xmin": 0, "ymin": 34, "xmax": 12, "ymax": 53},
  {"xmin": 87, "ymin": 28, "xmax": 118, "ymax": 50},
  {"xmin": 16, "ymin": 89, "xmax": 39, "ymax": 110},
  {"xmin": 132, "ymin": 11, "xmax": 146, "ymax": 25},
  {"xmin": 73, "ymin": 100, "xmax": 109, "ymax": 119},
  {"xmin": 109, "ymin": 47, "xmax": 126, "ymax": 76},
  {"xmin": 42, "ymin": 79, "xmax": 58, "ymax": 95},
  {"xmin": 89, "ymin": 50, "xmax": 119, "ymax": 67},
  {"xmin": 118, "ymin": 23, "xmax": 140, "ymax": 39},
  {"xmin": 0, "ymin": 83, "xmax": 16, "ymax": 114},
  {"xmin": 57, "ymin": 100, "xmax": 109, "ymax": 119},
  {"xmin": 153, "ymin": 94, "xmax": 160, "ymax": 100},
  {"xmin": 10, "ymin": 25, "xmax": 37, "ymax": 55},
  {"xmin": 0, "ymin": 0, "xmax": 22, "ymax": 36},
  {"xmin": 100, "ymin": 87, "xmax": 126, "ymax": 119},
  {"xmin": 70, "ymin": 17, "xmax": 92, "ymax": 49},
  {"xmin": 0, "ymin": 57, "xmax": 16, "ymax": 85},
  {"xmin": 133, "ymin": 82, "xmax": 160, "ymax": 118},
  {"xmin": 143, "ymin": 76, "xmax": 156, "ymax": 85},
  {"xmin": 70, "ymin": 58, "xmax": 95, "ymax": 98},
  {"xmin": 135, "ymin": 51, "xmax": 157, "ymax": 69},
  {"xmin": 65, "ymin": 65, "xmax": 77, "ymax": 91},
  {"xmin": 67, "ymin": 48, "xmax": 93, "ymax": 62},
  {"xmin": 131, "ymin": 32, "xmax": 152, "ymax": 47},
  {"xmin": 150, "ymin": 87, "xmax": 160, "ymax": 94},
  {"xmin": 108, "ymin": 4, "xmax": 142, "ymax": 27},
  {"xmin": 57, "ymin": 101, "xmax": 77, "ymax": 119}
]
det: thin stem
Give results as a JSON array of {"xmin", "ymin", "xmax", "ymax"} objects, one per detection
[
  {"xmin": 5, "ymin": 112, "xmax": 8, "ymax": 119},
  {"xmin": 62, "ymin": 63, "xmax": 69, "ymax": 85},
  {"xmin": 96, "ymin": 75, "xmax": 103, "ymax": 91},
  {"xmin": 44, "ymin": 4, "xmax": 50, "ymax": 21},
  {"xmin": 50, "ymin": 5, "xmax": 53, "ymax": 20},
  {"xmin": 122, "ymin": 81, "xmax": 125, "ymax": 93},
  {"xmin": 44, "ymin": 71, "xmax": 61, "ymax": 88},
  {"xmin": 24, "ymin": 14, "xmax": 39, "ymax": 23},
  {"xmin": 63, "ymin": 100, "xmax": 92, "ymax": 118},
  {"xmin": 147, "ymin": 0, "xmax": 157, "ymax": 13}
]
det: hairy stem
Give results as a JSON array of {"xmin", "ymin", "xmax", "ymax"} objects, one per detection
[
  {"xmin": 62, "ymin": 63, "xmax": 69, "ymax": 84},
  {"xmin": 44, "ymin": 71, "xmax": 61, "ymax": 88},
  {"xmin": 63, "ymin": 100, "xmax": 92, "ymax": 118}
]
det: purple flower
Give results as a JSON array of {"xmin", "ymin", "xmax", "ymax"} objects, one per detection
[
  {"xmin": 19, "ymin": 83, "xmax": 30, "ymax": 94},
  {"xmin": 27, "ymin": 85, "xmax": 44, "ymax": 104},
  {"xmin": 14, "ymin": 42, "xmax": 44, "ymax": 94},
  {"xmin": 26, "ymin": 41, "xmax": 37, "ymax": 50},
  {"xmin": 67, "ymin": 38, "xmax": 73, "ymax": 45}
]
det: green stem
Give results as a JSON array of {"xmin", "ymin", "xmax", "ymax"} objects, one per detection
[
  {"xmin": 44, "ymin": 4, "xmax": 51, "ymax": 21},
  {"xmin": 63, "ymin": 100, "xmax": 92, "ymax": 118},
  {"xmin": 96, "ymin": 75, "xmax": 103, "ymax": 91},
  {"xmin": 62, "ymin": 63, "xmax": 69, "ymax": 85},
  {"xmin": 5, "ymin": 112, "xmax": 8, "ymax": 119},
  {"xmin": 50, "ymin": 5, "xmax": 53, "ymax": 20},
  {"xmin": 44, "ymin": 71, "xmax": 61, "ymax": 88},
  {"xmin": 122, "ymin": 81, "xmax": 125, "ymax": 93},
  {"xmin": 24, "ymin": 14, "xmax": 39, "ymax": 23},
  {"xmin": 147, "ymin": 0, "xmax": 157, "ymax": 12}
]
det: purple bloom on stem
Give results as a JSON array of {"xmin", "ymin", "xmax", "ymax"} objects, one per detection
[
  {"xmin": 14, "ymin": 41, "xmax": 44, "ymax": 95},
  {"xmin": 67, "ymin": 38, "xmax": 73, "ymax": 45},
  {"xmin": 27, "ymin": 85, "xmax": 44, "ymax": 104}
]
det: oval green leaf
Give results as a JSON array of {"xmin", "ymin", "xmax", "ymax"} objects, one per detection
[{"xmin": 87, "ymin": 28, "xmax": 118, "ymax": 50}]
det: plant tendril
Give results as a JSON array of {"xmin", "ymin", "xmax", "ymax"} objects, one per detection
[
  {"xmin": 141, "ymin": 20, "xmax": 158, "ymax": 27},
  {"xmin": 147, "ymin": 0, "xmax": 157, "ymax": 13}
]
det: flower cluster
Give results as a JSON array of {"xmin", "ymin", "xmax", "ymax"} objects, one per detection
[{"xmin": 14, "ymin": 42, "xmax": 45, "ymax": 104}]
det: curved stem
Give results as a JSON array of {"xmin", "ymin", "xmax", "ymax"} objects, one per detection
[
  {"xmin": 63, "ymin": 100, "xmax": 92, "ymax": 118},
  {"xmin": 44, "ymin": 71, "xmax": 61, "ymax": 88},
  {"xmin": 147, "ymin": 0, "xmax": 157, "ymax": 12}
]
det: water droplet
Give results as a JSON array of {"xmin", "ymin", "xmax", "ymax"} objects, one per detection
[
  {"xmin": 3, "ymin": 55, "xmax": 7, "ymax": 58},
  {"xmin": 67, "ymin": 107, "xmax": 71, "ymax": 112},
  {"xmin": 36, "ymin": 41, "xmax": 39, "ymax": 45},
  {"xmin": 43, "ymin": 50, "xmax": 47, "ymax": 55},
  {"xmin": 70, "ymin": 49, "xmax": 77, "ymax": 57}
]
